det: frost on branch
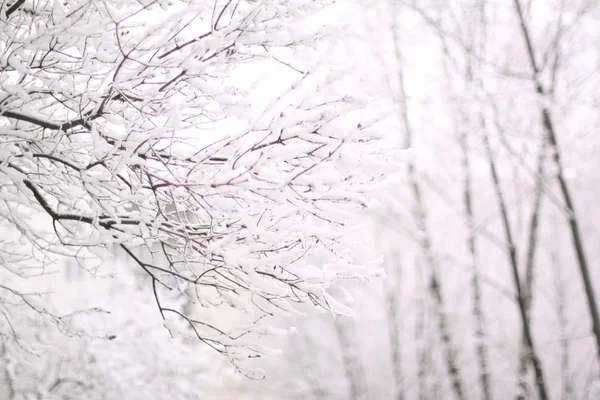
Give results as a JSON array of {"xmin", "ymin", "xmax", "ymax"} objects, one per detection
[{"xmin": 0, "ymin": 0, "xmax": 381, "ymax": 371}]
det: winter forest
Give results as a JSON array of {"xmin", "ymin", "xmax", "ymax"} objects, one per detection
[{"xmin": 0, "ymin": 0, "xmax": 598, "ymax": 399}]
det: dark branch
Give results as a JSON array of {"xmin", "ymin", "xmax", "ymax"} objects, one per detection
[
  {"xmin": 5, "ymin": 0, "xmax": 26, "ymax": 17},
  {"xmin": 0, "ymin": 108, "xmax": 100, "ymax": 131}
]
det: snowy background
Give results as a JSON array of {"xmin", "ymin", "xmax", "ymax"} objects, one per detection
[{"xmin": 1, "ymin": 0, "xmax": 599, "ymax": 399}]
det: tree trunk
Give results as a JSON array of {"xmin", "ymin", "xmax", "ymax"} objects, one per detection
[
  {"xmin": 390, "ymin": 4, "xmax": 467, "ymax": 399},
  {"xmin": 397, "ymin": 50, "xmax": 467, "ymax": 400},
  {"xmin": 551, "ymin": 231, "xmax": 573, "ymax": 400},
  {"xmin": 0, "ymin": 342, "xmax": 15, "ymax": 400},
  {"xmin": 416, "ymin": 263, "xmax": 429, "ymax": 400},
  {"xmin": 515, "ymin": 135, "xmax": 547, "ymax": 400},
  {"xmin": 387, "ymin": 279, "xmax": 405, "ymax": 400},
  {"xmin": 513, "ymin": 0, "xmax": 600, "ymax": 367},
  {"xmin": 483, "ymin": 132, "xmax": 550, "ymax": 400},
  {"xmin": 460, "ymin": 130, "xmax": 493, "ymax": 400},
  {"xmin": 334, "ymin": 319, "xmax": 367, "ymax": 400}
]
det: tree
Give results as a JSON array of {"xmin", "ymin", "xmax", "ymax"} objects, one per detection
[
  {"xmin": 0, "ymin": 0, "xmax": 382, "ymax": 376},
  {"xmin": 512, "ymin": 0, "xmax": 600, "ymax": 367},
  {"xmin": 241, "ymin": 0, "xmax": 600, "ymax": 399},
  {"xmin": 388, "ymin": 3, "xmax": 467, "ymax": 399},
  {"xmin": 0, "ymin": 259, "xmax": 228, "ymax": 400}
]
